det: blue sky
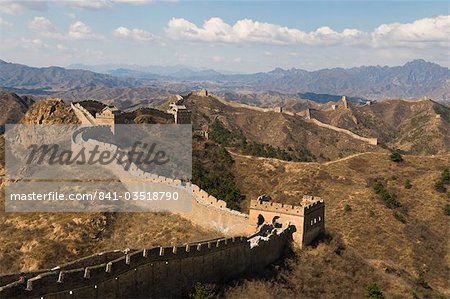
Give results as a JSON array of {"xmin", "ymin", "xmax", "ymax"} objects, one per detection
[{"xmin": 0, "ymin": 1, "xmax": 448, "ymax": 72}]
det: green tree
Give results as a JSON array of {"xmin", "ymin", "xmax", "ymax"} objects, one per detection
[
  {"xmin": 416, "ymin": 273, "xmax": 430, "ymax": 289},
  {"xmin": 365, "ymin": 283, "xmax": 385, "ymax": 299},
  {"xmin": 344, "ymin": 204, "xmax": 352, "ymax": 213},
  {"xmin": 434, "ymin": 180, "xmax": 446, "ymax": 193},
  {"xmin": 404, "ymin": 179, "xmax": 412, "ymax": 189},
  {"xmin": 190, "ymin": 283, "xmax": 218, "ymax": 299},
  {"xmin": 444, "ymin": 204, "xmax": 450, "ymax": 216},
  {"xmin": 442, "ymin": 168, "xmax": 450, "ymax": 184},
  {"xmin": 390, "ymin": 150, "xmax": 403, "ymax": 163}
]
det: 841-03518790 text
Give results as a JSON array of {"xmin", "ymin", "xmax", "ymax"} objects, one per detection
[{"xmin": 9, "ymin": 191, "xmax": 180, "ymax": 201}]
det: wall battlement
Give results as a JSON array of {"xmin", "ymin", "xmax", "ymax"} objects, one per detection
[
  {"xmin": 250, "ymin": 200, "xmax": 304, "ymax": 216},
  {"xmin": 0, "ymin": 227, "xmax": 294, "ymax": 299}
]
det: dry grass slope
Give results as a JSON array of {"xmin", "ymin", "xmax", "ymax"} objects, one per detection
[{"xmin": 229, "ymin": 152, "xmax": 449, "ymax": 297}]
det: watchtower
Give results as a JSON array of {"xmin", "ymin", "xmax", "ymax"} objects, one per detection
[
  {"xmin": 248, "ymin": 195, "xmax": 325, "ymax": 247},
  {"xmin": 95, "ymin": 106, "xmax": 120, "ymax": 133},
  {"xmin": 167, "ymin": 103, "xmax": 192, "ymax": 124}
]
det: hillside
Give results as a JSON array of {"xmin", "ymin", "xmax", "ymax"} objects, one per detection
[
  {"xmin": 311, "ymin": 99, "xmax": 449, "ymax": 154},
  {"xmin": 0, "ymin": 182, "xmax": 221, "ymax": 274},
  {"xmin": 226, "ymin": 152, "xmax": 449, "ymax": 298},
  {"xmin": 184, "ymin": 93, "xmax": 380, "ymax": 161},
  {"xmin": 0, "ymin": 89, "xmax": 34, "ymax": 125}
]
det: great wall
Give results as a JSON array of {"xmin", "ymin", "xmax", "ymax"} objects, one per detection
[
  {"xmin": 0, "ymin": 99, "xmax": 325, "ymax": 298},
  {"xmin": 209, "ymin": 92, "xmax": 378, "ymax": 146}
]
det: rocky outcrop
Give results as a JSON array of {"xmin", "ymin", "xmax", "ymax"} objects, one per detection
[{"xmin": 20, "ymin": 99, "xmax": 79, "ymax": 125}]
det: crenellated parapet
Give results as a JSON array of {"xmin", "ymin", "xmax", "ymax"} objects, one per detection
[
  {"xmin": 0, "ymin": 226, "xmax": 293, "ymax": 299},
  {"xmin": 250, "ymin": 200, "xmax": 304, "ymax": 216}
]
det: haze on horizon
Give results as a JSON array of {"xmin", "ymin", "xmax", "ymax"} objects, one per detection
[{"xmin": 0, "ymin": 0, "xmax": 449, "ymax": 73}]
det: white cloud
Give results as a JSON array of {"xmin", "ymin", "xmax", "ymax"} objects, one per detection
[
  {"xmin": 65, "ymin": 12, "xmax": 76, "ymax": 19},
  {"xmin": 166, "ymin": 15, "xmax": 449, "ymax": 48},
  {"xmin": 64, "ymin": 0, "xmax": 156, "ymax": 10},
  {"xmin": 0, "ymin": 17, "xmax": 11, "ymax": 27},
  {"xmin": 112, "ymin": 0, "xmax": 153, "ymax": 4},
  {"xmin": 56, "ymin": 44, "xmax": 67, "ymax": 51},
  {"xmin": 113, "ymin": 26, "xmax": 156, "ymax": 42},
  {"xmin": 212, "ymin": 55, "xmax": 224, "ymax": 62},
  {"xmin": 68, "ymin": 21, "xmax": 100, "ymax": 40},
  {"xmin": 166, "ymin": 17, "xmax": 363, "ymax": 46},
  {"xmin": 0, "ymin": 0, "xmax": 48, "ymax": 15},
  {"xmin": 20, "ymin": 38, "xmax": 49, "ymax": 49},
  {"xmin": 28, "ymin": 16, "xmax": 53, "ymax": 31},
  {"xmin": 28, "ymin": 16, "xmax": 67, "ymax": 40},
  {"xmin": 66, "ymin": 0, "xmax": 110, "ymax": 10},
  {"xmin": 372, "ymin": 15, "xmax": 450, "ymax": 47}
]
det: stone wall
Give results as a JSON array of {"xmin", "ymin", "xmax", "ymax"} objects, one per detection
[
  {"xmin": 182, "ymin": 185, "xmax": 249, "ymax": 236},
  {"xmin": 0, "ymin": 227, "xmax": 293, "ymax": 299},
  {"xmin": 72, "ymin": 126, "xmax": 250, "ymax": 235},
  {"xmin": 71, "ymin": 103, "xmax": 97, "ymax": 125},
  {"xmin": 308, "ymin": 118, "xmax": 378, "ymax": 145}
]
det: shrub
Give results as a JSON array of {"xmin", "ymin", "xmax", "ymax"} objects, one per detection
[
  {"xmin": 190, "ymin": 283, "xmax": 218, "ymax": 299},
  {"xmin": 393, "ymin": 211, "xmax": 406, "ymax": 223},
  {"xmin": 404, "ymin": 179, "xmax": 412, "ymax": 189},
  {"xmin": 444, "ymin": 204, "xmax": 450, "ymax": 216},
  {"xmin": 344, "ymin": 204, "xmax": 352, "ymax": 213},
  {"xmin": 434, "ymin": 168, "xmax": 450, "ymax": 193},
  {"xmin": 365, "ymin": 283, "xmax": 385, "ymax": 299},
  {"xmin": 390, "ymin": 150, "xmax": 403, "ymax": 163},
  {"xmin": 416, "ymin": 273, "xmax": 430, "ymax": 289},
  {"xmin": 442, "ymin": 168, "xmax": 450, "ymax": 184},
  {"xmin": 372, "ymin": 181, "xmax": 402, "ymax": 209},
  {"xmin": 434, "ymin": 180, "xmax": 446, "ymax": 193}
]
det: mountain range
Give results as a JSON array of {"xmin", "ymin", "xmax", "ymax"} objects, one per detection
[{"xmin": 0, "ymin": 59, "xmax": 449, "ymax": 103}]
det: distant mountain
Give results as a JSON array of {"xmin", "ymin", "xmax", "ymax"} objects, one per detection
[
  {"xmin": 2, "ymin": 59, "xmax": 449, "ymax": 102},
  {"xmin": 0, "ymin": 59, "xmax": 142, "ymax": 93},
  {"xmin": 69, "ymin": 63, "xmax": 232, "ymax": 79},
  {"xmin": 228, "ymin": 60, "xmax": 450, "ymax": 101},
  {"xmin": 80, "ymin": 59, "xmax": 450, "ymax": 101}
]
